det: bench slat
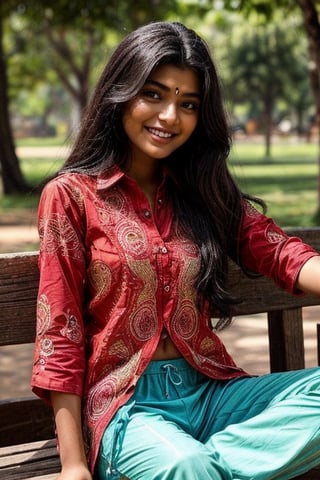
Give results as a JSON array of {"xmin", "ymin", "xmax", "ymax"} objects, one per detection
[
  {"xmin": 1, "ymin": 232, "xmax": 320, "ymax": 346},
  {"xmin": 268, "ymin": 307, "xmax": 305, "ymax": 371},
  {"xmin": 0, "ymin": 442, "xmax": 57, "ymax": 467},
  {"xmin": 294, "ymin": 468, "xmax": 320, "ymax": 479},
  {"xmin": 0, "ymin": 439, "xmax": 60, "ymax": 480},
  {"xmin": 0, "ymin": 397, "xmax": 55, "ymax": 447},
  {"xmin": 0, "ymin": 230, "xmax": 319, "ymax": 478},
  {"xmin": 23, "ymin": 475, "xmax": 57, "ymax": 480},
  {"xmin": 0, "ymin": 252, "xmax": 39, "ymax": 346},
  {"xmin": 0, "ymin": 439, "xmax": 55, "ymax": 457}
]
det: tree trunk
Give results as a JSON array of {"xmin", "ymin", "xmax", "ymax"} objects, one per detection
[
  {"xmin": 0, "ymin": 15, "xmax": 29, "ymax": 194},
  {"xmin": 296, "ymin": 0, "xmax": 320, "ymax": 218},
  {"xmin": 263, "ymin": 96, "xmax": 273, "ymax": 160},
  {"xmin": 44, "ymin": 23, "xmax": 94, "ymax": 123}
]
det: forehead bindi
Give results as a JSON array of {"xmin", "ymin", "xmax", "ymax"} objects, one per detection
[{"xmin": 146, "ymin": 65, "xmax": 200, "ymax": 98}]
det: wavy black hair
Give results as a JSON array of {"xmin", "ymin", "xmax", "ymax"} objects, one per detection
[{"xmin": 61, "ymin": 21, "xmax": 262, "ymax": 327}]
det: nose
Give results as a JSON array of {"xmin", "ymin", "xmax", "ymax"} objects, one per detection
[{"xmin": 158, "ymin": 102, "xmax": 179, "ymax": 125}]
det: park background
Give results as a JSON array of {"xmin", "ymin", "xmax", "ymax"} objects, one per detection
[{"xmin": 1, "ymin": 0, "xmax": 320, "ymax": 399}]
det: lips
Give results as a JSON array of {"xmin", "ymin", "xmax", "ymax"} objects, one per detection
[{"xmin": 147, "ymin": 127, "xmax": 176, "ymax": 138}]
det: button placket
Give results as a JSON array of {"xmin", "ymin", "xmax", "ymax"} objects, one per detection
[{"xmin": 159, "ymin": 244, "xmax": 171, "ymax": 294}]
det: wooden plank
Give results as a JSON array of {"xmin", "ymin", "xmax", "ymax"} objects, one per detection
[
  {"xmin": 287, "ymin": 227, "xmax": 320, "ymax": 247},
  {"xmin": 0, "ymin": 229, "xmax": 318, "ymax": 480},
  {"xmin": 1, "ymin": 231, "xmax": 320, "ymax": 345},
  {"xmin": 2, "ymin": 252, "xmax": 319, "ymax": 339},
  {"xmin": 227, "ymin": 272, "xmax": 320, "ymax": 317},
  {"xmin": 225, "ymin": 226, "xmax": 320, "ymax": 316},
  {"xmin": 0, "ymin": 398, "xmax": 55, "ymax": 447},
  {"xmin": 0, "ymin": 439, "xmax": 60, "ymax": 480},
  {"xmin": 24, "ymin": 475, "xmax": 57, "ymax": 480},
  {"xmin": 0, "ymin": 252, "xmax": 39, "ymax": 346},
  {"xmin": 0, "ymin": 441, "xmax": 57, "ymax": 467},
  {"xmin": 293, "ymin": 468, "xmax": 320, "ymax": 479},
  {"xmin": 0, "ymin": 457, "xmax": 60, "ymax": 480},
  {"xmin": 268, "ymin": 308, "xmax": 305, "ymax": 372},
  {"xmin": 0, "ymin": 439, "xmax": 56, "ymax": 457},
  {"xmin": 0, "ymin": 442, "xmax": 318, "ymax": 480}
]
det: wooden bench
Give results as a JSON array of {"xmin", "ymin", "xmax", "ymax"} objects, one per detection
[{"xmin": 1, "ymin": 227, "xmax": 320, "ymax": 479}]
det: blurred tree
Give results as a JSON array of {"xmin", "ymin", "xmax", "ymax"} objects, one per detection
[
  {"xmin": 0, "ymin": 4, "xmax": 30, "ymax": 194},
  {"xmin": 219, "ymin": 0, "xmax": 320, "ymax": 216},
  {"xmin": 296, "ymin": 1, "xmax": 320, "ymax": 133},
  {"xmin": 197, "ymin": 8, "xmax": 312, "ymax": 142},
  {"xmin": 13, "ymin": 0, "xmax": 184, "ymax": 129},
  {"xmin": 219, "ymin": 0, "xmax": 320, "ymax": 131},
  {"xmin": 1, "ymin": 0, "xmax": 204, "ymax": 194},
  {"xmin": 225, "ymin": 20, "xmax": 311, "ymax": 157},
  {"xmin": 17, "ymin": 0, "xmax": 203, "ymax": 123}
]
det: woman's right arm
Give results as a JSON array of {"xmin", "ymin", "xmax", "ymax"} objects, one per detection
[
  {"xmin": 51, "ymin": 391, "xmax": 92, "ymax": 480},
  {"xmin": 31, "ymin": 178, "xmax": 90, "ymax": 478}
]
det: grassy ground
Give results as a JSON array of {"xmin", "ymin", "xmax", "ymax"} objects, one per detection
[
  {"xmin": 16, "ymin": 136, "xmax": 69, "ymax": 147},
  {"xmin": 230, "ymin": 140, "xmax": 319, "ymax": 227},
  {"xmin": 1, "ymin": 136, "xmax": 319, "ymax": 227}
]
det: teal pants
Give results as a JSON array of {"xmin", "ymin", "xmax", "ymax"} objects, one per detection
[{"xmin": 97, "ymin": 359, "xmax": 320, "ymax": 480}]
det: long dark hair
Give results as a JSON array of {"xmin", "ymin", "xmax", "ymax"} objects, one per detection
[{"xmin": 62, "ymin": 21, "xmax": 260, "ymax": 326}]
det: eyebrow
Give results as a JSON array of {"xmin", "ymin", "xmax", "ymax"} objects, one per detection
[{"xmin": 145, "ymin": 79, "xmax": 201, "ymax": 99}]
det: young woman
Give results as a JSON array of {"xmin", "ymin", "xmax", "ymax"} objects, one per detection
[{"xmin": 32, "ymin": 21, "xmax": 320, "ymax": 480}]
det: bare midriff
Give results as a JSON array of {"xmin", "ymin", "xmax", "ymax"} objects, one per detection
[{"xmin": 151, "ymin": 328, "xmax": 182, "ymax": 360}]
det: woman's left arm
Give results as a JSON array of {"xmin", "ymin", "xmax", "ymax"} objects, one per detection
[
  {"xmin": 296, "ymin": 255, "xmax": 320, "ymax": 296},
  {"xmin": 238, "ymin": 200, "xmax": 320, "ymax": 295}
]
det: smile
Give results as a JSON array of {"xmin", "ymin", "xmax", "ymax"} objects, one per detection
[{"xmin": 147, "ymin": 127, "xmax": 175, "ymax": 138}]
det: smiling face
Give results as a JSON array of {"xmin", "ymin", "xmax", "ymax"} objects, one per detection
[{"xmin": 122, "ymin": 64, "xmax": 201, "ymax": 167}]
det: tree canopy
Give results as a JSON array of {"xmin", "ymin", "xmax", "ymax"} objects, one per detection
[{"xmin": 1, "ymin": 0, "xmax": 319, "ymax": 199}]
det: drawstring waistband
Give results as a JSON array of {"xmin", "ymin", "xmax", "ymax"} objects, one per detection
[{"xmin": 162, "ymin": 363, "xmax": 183, "ymax": 398}]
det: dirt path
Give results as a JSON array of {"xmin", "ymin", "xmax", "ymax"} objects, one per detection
[
  {"xmin": 0, "ymin": 224, "xmax": 39, "ymax": 253},
  {"xmin": 0, "ymin": 209, "xmax": 38, "ymax": 253}
]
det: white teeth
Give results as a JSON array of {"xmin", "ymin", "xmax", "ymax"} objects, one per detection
[{"xmin": 148, "ymin": 128, "xmax": 173, "ymax": 138}]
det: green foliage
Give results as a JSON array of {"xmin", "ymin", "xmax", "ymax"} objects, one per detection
[
  {"xmin": 218, "ymin": 0, "xmax": 295, "ymax": 20},
  {"xmin": 3, "ymin": 0, "xmax": 210, "ymax": 135},
  {"xmin": 16, "ymin": 136, "xmax": 68, "ymax": 146},
  {"xmin": 10, "ymin": 0, "xmax": 184, "ymax": 30},
  {"xmin": 21, "ymin": 157, "xmax": 63, "ymax": 184},
  {"xmin": 225, "ymin": 18, "xmax": 311, "ymax": 106}
]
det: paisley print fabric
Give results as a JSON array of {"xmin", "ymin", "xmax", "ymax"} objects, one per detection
[{"xmin": 31, "ymin": 166, "xmax": 318, "ymax": 470}]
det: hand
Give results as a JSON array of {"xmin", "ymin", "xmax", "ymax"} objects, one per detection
[{"xmin": 56, "ymin": 464, "xmax": 93, "ymax": 480}]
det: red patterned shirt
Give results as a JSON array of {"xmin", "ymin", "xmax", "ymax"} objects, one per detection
[{"xmin": 31, "ymin": 166, "xmax": 318, "ymax": 470}]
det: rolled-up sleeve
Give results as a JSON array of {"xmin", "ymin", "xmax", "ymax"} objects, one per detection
[
  {"xmin": 238, "ymin": 200, "xmax": 319, "ymax": 294},
  {"xmin": 31, "ymin": 177, "xmax": 87, "ymax": 402}
]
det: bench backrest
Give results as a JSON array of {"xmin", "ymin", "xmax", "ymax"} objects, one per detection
[{"xmin": 0, "ymin": 228, "xmax": 320, "ymax": 447}]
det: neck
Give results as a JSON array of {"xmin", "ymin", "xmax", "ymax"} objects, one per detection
[{"xmin": 126, "ymin": 161, "xmax": 162, "ymax": 210}]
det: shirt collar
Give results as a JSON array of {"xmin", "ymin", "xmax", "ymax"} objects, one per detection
[
  {"xmin": 96, "ymin": 164, "xmax": 176, "ymax": 192},
  {"xmin": 96, "ymin": 165, "xmax": 126, "ymax": 191}
]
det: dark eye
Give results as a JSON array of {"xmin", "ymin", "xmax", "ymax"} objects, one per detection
[
  {"xmin": 141, "ymin": 90, "xmax": 161, "ymax": 100},
  {"xmin": 182, "ymin": 101, "xmax": 199, "ymax": 111}
]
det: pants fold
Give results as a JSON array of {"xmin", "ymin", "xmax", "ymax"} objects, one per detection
[{"xmin": 97, "ymin": 359, "xmax": 320, "ymax": 480}]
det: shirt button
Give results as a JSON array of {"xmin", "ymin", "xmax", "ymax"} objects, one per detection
[
  {"xmin": 144, "ymin": 210, "xmax": 151, "ymax": 218},
  {"xmin": 164, "ymin": 285, "xmax": 170, "ymax": 292},
  {"xmin": 161, "ymin": 247, "xmax": 168, "ymax": 254}
]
